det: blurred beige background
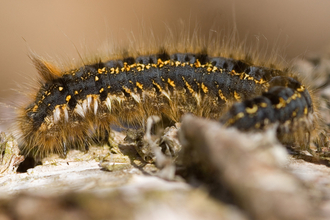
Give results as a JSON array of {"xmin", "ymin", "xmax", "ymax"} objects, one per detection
[{"xmin": 1, "ymin": 0, "xmax": 330, "ymax": 101}]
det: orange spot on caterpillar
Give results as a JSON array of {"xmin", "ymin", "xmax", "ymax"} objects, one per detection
[
  {"xmin": 245, "ymin": 104, "xmax": 258, "ymax": 114},
  {"xmin": 194, "ymin": 59, "xmax": 201, "ymax": 68},
  {"xmin": 260, "ymin": 102, "xmax": 267, "ymax": 108},
  {"xmin": 122, "ymin": 86, "xmax": 131, "ymax": 94},
  {"xmin": 234, "ymin": 91, "xmax": 241, "ymax": 101},
  {"xmin": 201, "ymin": 83, "xmax": 208, "ymax": 93},
  {"xmin": 152, "ymin": 80, "xmax": 163, "ymax": 92},
  {"xmin": 136, "ymin": 82, "xmax": 143, "ymax": 90},
  {"xmin": 66, "ymin": 95, "xmax": 71, "ymax": 102},
  {"xmin": 182, "ymin": 77, "xmax": 194, "ymax": 94},
  {"xmin": 32, "ymin": 105, "xmax": 38, "ymax": 112},
  {"xmin": 275, "ymin": 97, "xmax": 286, "ymax": 109},
  {"xmin": 167, "ymin": 78, "xmax": 175, "ymax": 87},
  {"xmin": 218, "ymin": 89, "xmax": 227, "ymax": 101}
]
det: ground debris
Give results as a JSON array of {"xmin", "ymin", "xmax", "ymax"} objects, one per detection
[
  {"xmin": 0, "ymin": 132, "xmax": 24, "ymax": 175},
  {"xmin": 179, "ymin": 115, "xmax": 323, "ymax": 220}
]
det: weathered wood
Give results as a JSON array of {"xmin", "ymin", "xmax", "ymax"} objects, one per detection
[{"xmin": 180, "ymin": 115, "xmax": 319, "ymax": 220}]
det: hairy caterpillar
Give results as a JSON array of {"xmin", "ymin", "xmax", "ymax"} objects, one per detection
[{"xmin": 13, "ymin": 35, "xmax": 319, "ymax": 159}]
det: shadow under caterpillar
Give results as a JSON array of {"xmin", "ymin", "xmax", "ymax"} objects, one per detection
[{"xmin": 14, "ymin": 45, "xmax": 318, "ymax": 158}]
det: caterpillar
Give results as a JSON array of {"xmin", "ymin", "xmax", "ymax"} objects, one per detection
[{"xmin": 13, "ymin": 37, "xmax": 319, "ymax": 159}]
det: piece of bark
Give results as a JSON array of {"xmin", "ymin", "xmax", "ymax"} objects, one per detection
[
  {"xmin": 179, "ymin": 115, "xmax": 319, "ymax": 220},
  {"xmin": 0, "ymin": 132, "xmax": 24, "ymax": 175}
]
